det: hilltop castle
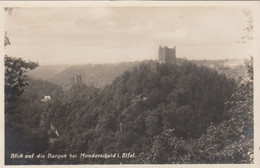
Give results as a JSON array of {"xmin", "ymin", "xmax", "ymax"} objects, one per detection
[
  {"xmin": 73, "ymin": 75, "xmax": 82, "ymax": 85},
  {"xmin": 158, "ymin": 45, "xmax": 176, "ymax": 64}
]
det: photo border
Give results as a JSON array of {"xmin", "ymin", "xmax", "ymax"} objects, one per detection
[{"xmin": 0, "ymin": 1, "xmax": 259, "ymax": 168}]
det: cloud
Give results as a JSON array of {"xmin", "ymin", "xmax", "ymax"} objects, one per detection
[{"xmin": 5, "ymin": 7, "xmax": 253, "ymax": 64}]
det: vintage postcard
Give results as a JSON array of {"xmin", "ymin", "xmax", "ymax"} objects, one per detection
[{"xmin": 1, "ymin": 1, "xmax": 260, "ymax": 168}]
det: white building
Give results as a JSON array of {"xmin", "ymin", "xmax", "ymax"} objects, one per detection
[{"xmin": 41, "ymin": 96, "xmax": 51, "ymax": 102}]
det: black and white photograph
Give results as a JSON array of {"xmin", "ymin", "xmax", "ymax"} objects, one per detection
[{"xmin": 1, "ymin": 1, "xmax": 260, "ymax": 166}]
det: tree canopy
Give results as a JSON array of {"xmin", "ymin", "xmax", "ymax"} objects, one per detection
[{"xmin": 5, "ymin": 60, "xmax": 246, "ymax": 164}]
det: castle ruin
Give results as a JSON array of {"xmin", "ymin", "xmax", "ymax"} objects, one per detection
[
  {"xmin": 73, "ymin": 75, "xmax": 82, "ymax": 85},
  {"xmin": 158, "ymin": 45, "xmax": 176, "ymax": 64}
]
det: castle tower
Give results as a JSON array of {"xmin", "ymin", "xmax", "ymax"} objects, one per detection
[
  {"xmin": 158, "ymin": 45, "xmax": 176, "ymax": 64},
  {"xmin": 73, "ymin": 75, "xmax": 82, "ymax": 85}
]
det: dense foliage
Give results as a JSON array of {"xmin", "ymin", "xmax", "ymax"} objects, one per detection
[
  {"xmin": 5, "ymin": 59, "xmax": 251, "ymax": 165},
  {"xmin": 5, "ymin": 56, "xmax": 38, "ymax": 109},
  {"xmin": 134, "ymin": 75, "xmax": 253, "ymax": 164}
]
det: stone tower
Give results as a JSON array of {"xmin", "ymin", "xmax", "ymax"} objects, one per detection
[
  {"xmin": 158, "ymin": 45, "xmax": 176, "ymax": 64},
  {"xmin": 73, "ymin": 75, "xmax": 82, "ymax": 85}
]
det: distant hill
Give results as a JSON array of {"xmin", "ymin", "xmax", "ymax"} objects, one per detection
[
  {"xmin": 48, "ymin": 61, "xmax": 141, "ymax": 90},
  {"xmin": 26, "ymin": 65, "xmax": 71, "ymax": 80},
  {"xmin": 27, "ymin": 59, "xmax": 247, "ymax": 90},
  {"xmin": 191, "ymin": 58, "xmax": 248, "ymax": 80}
]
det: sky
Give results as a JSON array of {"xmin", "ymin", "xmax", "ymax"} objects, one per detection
[{"xmin": 4, "ymin": 7, "xmax": 254, "ymax": 65}]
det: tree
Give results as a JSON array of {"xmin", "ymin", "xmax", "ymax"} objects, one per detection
[
  {"xmin": 193, "ymin": 62, "xmax": 253, "ymax": 163},
  {"xmin": 5, "ymin": 56, "xmax": 38, "ymax": 104},
  {"xmin": 4, "ymin": 31, "xmax": 11, "ymax": 48},
  {"xmin": 246, "ymin": 56, "xmax": 253, "ymax": 81},
  {"xmin": 4, "ymin": 8, "xmax": 39, "ymax": 111},
  {"xmin": 236, "ymin": 9, "xmax": 253, "ymax": 44}
]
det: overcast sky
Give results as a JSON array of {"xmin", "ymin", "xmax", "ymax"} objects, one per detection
[{"xmin": 4, "ymin": 7, "xmax": 254, "ymax": 65}]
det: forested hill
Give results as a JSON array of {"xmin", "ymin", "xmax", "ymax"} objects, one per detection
[
  {"xmin": 26, "ymin": 62, "xmax": 141, "ymax": 90},
  {"xmin": 190, "ymin": 58, "xmax": 248, "ymax": 80},
  {"xmin": 6, "ymin": 60, "xmax": 239, "ymax": 164},
  {"xmin": 49, "ymin": 62, "xmax": 141, "ymax": 89},
  {"xmin": 26, "ymin": 59, "xmax": 246, "ymax": 90},
  {"xmin": 26, "ymin": 65, "xmax": 71, "ymax": 80}
]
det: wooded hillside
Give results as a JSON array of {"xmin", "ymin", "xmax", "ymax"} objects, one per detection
[{"xmin": 6, "ymin": 59, "xmax": 253, "ymax": 165}]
